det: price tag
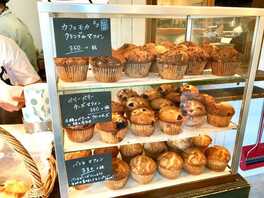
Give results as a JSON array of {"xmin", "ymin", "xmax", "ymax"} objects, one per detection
[
  {"xmin": 53, "ymin": 18, "xmax": 112, "ymax": 57},
  {"xmin": 59, "ymin": 92, "xmax": 112, "ymax": 127},
  {"xmin": 65, "ymin": 153, "xmax": 113, "ymax": 186}
]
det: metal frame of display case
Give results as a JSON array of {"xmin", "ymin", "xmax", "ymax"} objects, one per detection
[{"xmin": 38, "ymin": 2, "xmax": 264, "ymax": 198}]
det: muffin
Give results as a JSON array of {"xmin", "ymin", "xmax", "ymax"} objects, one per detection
[
  {"xmin": 205, "ymin": 145, "xmax": 231, "ymax": 171},
  {"xmin": 117, "ymin": 89, "xmax": 139, "ymax": 105},
  {"xmin": 181, "ymin": 100, "xmax": 207, "ymax": 127},
  {"xmin": 157, "ymin": 151, "xmax": 183, "ymax": 179},
  {"xmin": 130, "ymin": 155, "xmax": 157, "ymax": 184},
  {"xmin": 125, "ymin": 47, "xmax": 152, "ymax": 78},
  {"xmin": 157, "ymin": 49, "xmax": 189, "ymax": 79},
  {"xmin": 150, "ymin": 98, "xmax": 174, "ymax": 111},
  {"xmin": 65, "ymin": 124, "xmax": 94, "ymax": 143},
  {"xmin": 54, "ymin": 57, "xmax": 89, "ymax": 82},
  {"xmin": 158, "ymin": 84, "xmax": 176, "ymax": 96},
  {"xmin": 144, "ymin": 142, "xmax": 168, "ymax": 160},
  {"xmin": 91, "ymin": 53, "xmax": 124, "ymax": 82},
  {"xmin": 130, "ymin": 107, "xmax": 156, "ymax": 137},
  {"xmin": 211, "ymin": 47, "xmax": 240, "ymax": 76},
  {"xmin": 96, "ymin": 113, "xmax": 128, "ymax": 144},
  {"xmin": 185, "ymin": 46, "xmax": 208, "ymax": 75},
  {"xmin": 120, "ymin": 144, "xmax": 143, "ymax": 163},
  {"xmin": 167, "ymin": 138, "xmax": 192, "ymax": 153},
  {"xmin": 206, "ymin": 102, "xmax": 235, "ymax": 127},
  {"xmin": 159, "ymin": 106, "xmax": 184, "ymax": 135},
  {"xmin": 164, "ymin": 91, "xmax": 181, "ymax": 106},
  {"xmin": 94, "ymin": 146, "xmax": 119, "ymax": 158},
  {"xmin": 179, "ymin": 84, "xmax": 199, "ymax": 94},
  {"xmin": 142, "ymin": 87, "xmax": 162, "ymax": 101},
  {"xmin": 191, "ymin": 135, "xmax": 212, "ymax": 152},
  {"xmin": 182, "ymin": 147, "xmax": 207, "ymax": 175},
  {"xmin": 112, "ymin": 101, "xmax": 125, "ymax": 115},
  {"xmin": 126, "ymin": 97, "xmax": 150, "ymax": 112},
  {"xmin": 65, "ymin": 150, "xmax": 92, "ymax": 190},
  {"xmin": 117, "ymin": 43, "xmax": 137, "ymax": 57},
  {"xmin": 105, "ymin": 158, "xmax": 129, "ymax": 190},
  {"xmin": 202, "ymin": 43, "xmax": 219, "ymax": 69}
]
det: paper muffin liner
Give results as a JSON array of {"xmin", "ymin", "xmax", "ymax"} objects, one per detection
[
  {"xmin": 65, "ymin": 126, "xmax": 94, "ymax": 143},
  {"xmin": 183, "ymin": 163, "xmax": 205, "ymax": 175},
  {"xmin": 157, "ymin": 63, "xmax": 187, "ymax": 80},
  {"xmin": 159, "ymin": 120, "xmax": 182, "ymax": 135},
  {"xmin": 130, "ymin": 123, "xmax": 155, "ymax": 137},
  {"xmin": 150, "ymin": 61, "xmax": 159, "ymax": 73},
  {"xmin": 92, "ymin": 65, "xmax": 123, "ymax": 82},
  {"xmin": 211, "ymin": 62, "xmax": 239, "ymax": 76},
  {"xmin": 207, "ymin": 159, "xmax": 227, "ymax": 172},
  {"xmin": 158, "ymin": 166, "xmax": 181, "ymax": 179},
  {"xmin": 96, "ymin": 126, "xmax": 128, "ymax": 144},
  {"xmin": 105, "ymin": 176, "xmax": 128, "ymax": 190},
  {"xmin": 125, "ymin": 62, "xmax": 152, "ymax": 78},
  {"xmin": 57, "ymin": 64, "xmax": 88, "ymax": 82},
  {"xmin": 207, "ymin": 114, "xmax": 232, "ymax": 127},
  {"xmin": 131, "ymin": 171, "xmax": 155, "ymax": 184},
  {"xmin": 186, "ymin": 61, "xmax": 207, "ymax": 75},
  {"xmin": 184, "ymin": 115, "xmax": 207, "ymax": 127}
]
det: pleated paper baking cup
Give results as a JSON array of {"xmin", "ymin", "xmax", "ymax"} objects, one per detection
[
  {"xmin": 130, "ymin": 123, "xmax": 155, "ymax": 137},
  {"xmin": 157, "ymin": 63, "xmax": 187, "ymax": 80},
  {"xmin": 211, "ymin": 62, "xmax": 239, "ymax": 76},
  {"xmin": 125, "ymin": 62, "xmax": 151, "ymax": 78},
  {"xmin": 65, "ymin": 126, "xmax": 94, "ymax": 143},
  {"xmin": 92, "ymin": 65, "xmax": 123, "ymax": 82},
  {"xmin": 57, "ymin": 64, "xmax": 88, "ymax": 82},
  {"xmin": 186, "ymin": 61, "xmax": 207, "ymax": 75},
  {"xmin": 159, "ymin": 120, "xmax": 182, "ymax": 135}
]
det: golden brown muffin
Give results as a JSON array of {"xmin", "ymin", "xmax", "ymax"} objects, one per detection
[
  {"xmin": 64, "ymin": 150, "xmax": 92, "ymax": 190},
  {"xmin": 150, "ymin": 97, "xmax": 174, "ymax": 111},
  {"xmin": 191, "ymin": 135, "xmax": 212, "ymax": 148},
  {"xmin": 117, "ymin": 89, "xmax": 139, "ymax": 105},
  {"xmin": 180, "ymin": 84, "xmax": 199, "ymax": 94},
  {"xmin": 207, "ymin": 102, "xmax": 235, "ymax": 127},
  {"xmin": 130, "ymin": 155, "xmax": 157, "ymax": 184},
  {"xmin": 159, "ymin": 106, "xmax": 184, "ymax": 135},
  {"xmin": 105, "ymin": 158, "xmax": 130, "ymax": 190},
  {"xmin": 205, "ymin": 146, "xmax": 231, "ymax": 172},
  {"xmin": 164, "ymin": 91, "xmax": 181, "ymax": 106},
  {"xmin": 94, "ymin": 146, "xmax": 119, "ymax": 158},
  {"xmin": 65, "ymin": 124, "xmax": 94, "ymax": 143},
  {"xmin": 96, "ymin": 113, "xmax": 128, "ymax": 144},
  {"xmin": 158, "ymin": 84, "xmax": 176, "ymax": 96},
  {"xmin": 167, "ymin": 138, "xmax": 193, "ymax": 152},
  {"xmin": 142, "ymin": 88, "xmax": 162, "ymax": 101},
  {"xmin": 144, "ymin": 142, "xmax": 168, "ymax": 160},
  {"xmin": 125, "ymin": 47, "xmax": 152, "ymax": 63},
  {"xmin": 120, "ymin": 144, "xmax": 143, "ymax": 163},
  {"xmin": 130, "ymin": 107, "xmax": 156, "ymax": 137},
  {"xmin": 182, "ymin": 147, "xmax": 207, "ymax": 175},
  {"xmin": 112, "ymin": 101, "xmax": 125, "ymax": 115},
  {"xmin": 157, "ymin": 151, "xmax": 184, "ymax": 179},
  {"xmin": 211, "ymin": 47, "xmax": 239, "ymax": 63},
  {"xmin": 65, "ymin": 150, "xmax": 92, "ymax": 161},
  {"xmin": 126, "ymin": 96, "xmax": 150, "ymax": 112}
]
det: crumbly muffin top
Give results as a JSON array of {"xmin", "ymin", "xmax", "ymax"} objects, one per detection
[
  {"xmin": 92, "ymin": 51, "xmax": 125, "ymax": 67},
  {"xmin": 183, "ymin": 147, "xmax": 207, "ymax": 166},
  {"xmin": 130, "ymin": 107, "xmax": 156, "ymax": 125},
  {"xmin": 206, "ymin": 102, "xmax": 235, "ymax": 117},
  {"xmin": 191, "ymin": 135, "xmax": 212, "ymax": 147},
  {"xmin": 186, "ymin": 46, "xmax": 209, "ymax": 62},
  {"xmin": 205, "ymin": 145, "xmax": 230, "ymax": 162},
  {"xmin": 130, "ymin": 155, "xmax": 157, "ymax": 175},
  {"xmin": 54, "ymin": 57, "xmax": 89, "ymax": 66},
  {"xmin": 150, "ymin": 97, "xmax": 174, "ymax": 111},
  {"xmin": 126, "ymin": 96, "xmax": 150, "ymax": 111},
  {"xmin": 142, "ymin": 88, "xmax": 162, "ymax": 101},
  {"xmin": 167, "ymin": 138, "xmax": 192, "ymax": 151},
  {"xmin": 158, "ymin": 84, "xmax": 176, "ymax": 96},
  {"xmin": 157, "ymin": 49, "xmax": 189, "ymax": 65},
  {"xmin": 111, "ymin": 158, "xmax": 130, "ymax": 180},
  {"xmin": 144, "ymin": 142, "xmax": 168, "ymax": 154},
  {"xmin": 159, "ymin": 106, "xmax": 183, "ymax": 123},
  {"xmin": 120, "ymin": 144, "xmax": 143, "ymax": 157},
  {"xmin": 96, "ymin": 113, "xmax": 128, "ymax": 133},
  {"xmin": 158, "ymin": 151, "xmax": 183, "ymax": 170},
  {"xmin": 125, "ymin": 47, "xmax": 152, "ymax": 63},
  {"xmin": 211, "ymin": 47, "xmax": 240, "ymax": 62}
]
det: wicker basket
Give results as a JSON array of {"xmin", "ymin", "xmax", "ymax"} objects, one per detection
[{"xmin": 0, "ymin": 127, "xmax": 57, "ymax": 198}]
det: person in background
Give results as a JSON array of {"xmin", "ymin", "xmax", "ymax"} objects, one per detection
[
  {"xmin": 0, "ymin": 0, "xmax": 38, "ymax": 71},
  {"xmin": 0, "ymin": 35, "xmax": 40, "ymax": 124}
]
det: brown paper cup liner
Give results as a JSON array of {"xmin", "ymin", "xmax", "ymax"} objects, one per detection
[
  {"xmin": 186, "ymin": 61, "xmax": 207, "ymax": 75},
  {"xmin": 125, "ymin": 62, "xmax": 151, "ymax": 78},
  {"xmin": 131, "ymin": 172, "xmax": 155, "ymax": 184},
  {"xmin": 65, "ymin": 126, "xmax": 94, "ymax": 143},
  {"xmin": 150, "ymin": 61, "xmax": 159, "ymax": 73},
  {"xmin": 159, "ymin": 120, "xmax": 182, "ymax": 135},
  {"xmin": 105, "ymin": 177, "xmax": 128, "ymax": 190},
  {"xmin": 130, "ymin": 123, "xmax": 155, "ymax": 137},
  {"xmin": 183, "ymin": 163, "xmax": 204, "ymax": 175},
  {"xmin": 207, "ymin": 114, "xmax": 232, "ymax": 127},
  {"xmin": 184, "ymin": 115, "xmax": 207, "ymax": 127},
  {"xmin": 211, "ymin": 62, "xmax": 239, "ymax": 76},
  {"xmin": 92, "ymin": 65, "xmax": 123, "ymax": 82},
  {"xmin": 157, "ymin": 63, "xmax": 187, "ymax": 80},
  {"xmin": 207, "ymin": 159, "xmax": 227, "ymax": 172},
  {"xmin": 158, "ymin": 166, "xmax": 181, "ymax": 179},
  {"xmin": 96, "ymin": 127, "xmax": 128, "ymax": 144},
  {"xmin": 57, "ymin": 64, "xmax": 88, "ymax": 82}
]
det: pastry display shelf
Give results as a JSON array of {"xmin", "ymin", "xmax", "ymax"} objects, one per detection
[
  {"xmin": 58, "ymin": 71, "xmax": 243, "ymax": 93},
  {"xmin": 69, "ymin": 167, "xmax": 231, "ymax": 198},
  {"xmin": 64, "ymin": 122, "xmax": 237, "ymax": 153}
]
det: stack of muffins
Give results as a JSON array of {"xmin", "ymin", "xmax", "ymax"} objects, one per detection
[
  {"xmin": 65, "ymin": 134, "xmax": 231, "ymax": 191},
  {"xmin": 53, "ymin": 41, "xmax": 240, "ymax": 83},
  {"xmin": 64, "ymin": 83, "xmax": 235, "ymax": 144}
]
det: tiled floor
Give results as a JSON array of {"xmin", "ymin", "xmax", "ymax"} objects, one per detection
[{"xmin": 246, "ymin": 174, "xmax": 264, "ymax": 198}]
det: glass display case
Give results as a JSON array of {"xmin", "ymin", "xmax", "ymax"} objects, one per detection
[{"xmin": 37, "ymin": 2, "xmax": 264, "ymax": 198}]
